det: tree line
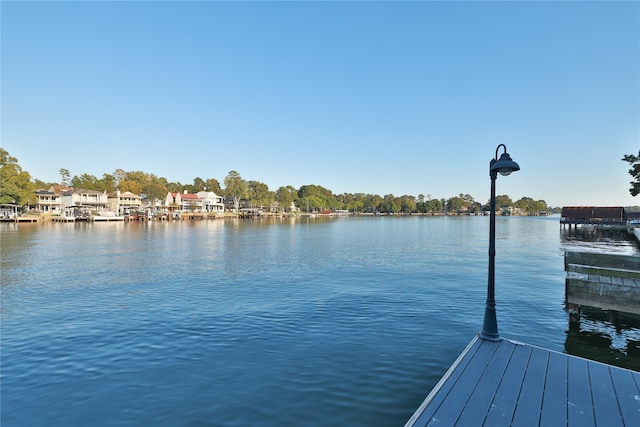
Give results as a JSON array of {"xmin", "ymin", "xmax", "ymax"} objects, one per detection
[{"xmin": 0, "ymin": 147, "xmax": 582, "ymax": 215}]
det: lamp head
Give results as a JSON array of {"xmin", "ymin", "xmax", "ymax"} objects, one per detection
[{"xmin": 490, "ymin": 146, "xmax": 520, "ymax": 176}]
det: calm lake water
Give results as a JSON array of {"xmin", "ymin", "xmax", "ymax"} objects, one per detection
[{"xmin": 2, "ymin": 215, "xmax": 639, "ymax": 426}]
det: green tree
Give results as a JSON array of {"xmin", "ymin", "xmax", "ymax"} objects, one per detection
[
  {"xmin": 447, "ymin": 195, "xmax": 465, "ymax": 213},
  {"xmin": 118, "ymin": 178, "xmax": 144, "ymax": 195},
  {"xmin": 33, "ymin": 178, "xmax": 55, "ymax": 190},
  {"xmin": 425, "ymin": 198, "xmax": 443, "ymax": 214},
  {"xmin": 166, "ymin": 181, "xmax": 182, "ymax": 194},
  {"xmin": 350, "ymin": 200, "xmax": 364, "ymax": 213},
  {"xmin": 59, "ymin": 168, "xmax": 71, "ymax": 186},
  {"xmin": 71, "ymin": 174, "xmax": 99, "ymax": 190},
  {"xmin": 494, "ymin": 195, "xmax": 513, "ymax": 208},
  {"xmin": 350, "ymin": 193, "xmax": 368, "ymax": 213},
  {"xmin": 469, "ymin": 201, "xmax": 482, "ymax": 213},
  {"xmin": 100, "ymin": 173, "xmax": 116, "ymax": 193},
  {"xmin": 116, "ymin": 171, "xmax": 168, "ymax": 201},
  {"xmin": 114, "ymin": 169, "xmax": 126, "ymax": 187},
  {"xmin": 337, "ymin": 192, "xmax": 368, "ymax": 213},
  {"xmin": 275, "ymin": 186, "xmax": 297, "ymax": 212},
  {"xmin": 446, "ymin": 193, "xmax": 475, "ymax": 213},
  {"xmin": 622, "ymin": 151, "xmax": 640, "ymax": 196},
  {"xmin": 461, "ymin": 194, "xmax": 475, "ymax": 207},
  {"xmin": 514, "ymin": 197, "xmax": 532, "ymax": 213},
  {"xmin": 533, "ymin": 199, "xmax": 548, "ymax": 214},
  {"xmin": 378, "ymin": 194, "xmax": 399, "ymax": 213},
  {"xmin": 224, "ymin": 170, "xmax": 248, "ymax": 212},
  {"xmin": 204, "ymin": 178, "xmax": 223, "ymax": 195},
  {"xmin": 364, "ymin": 194, "xmax": 383, "ymax": 213},
  {"xmin": 144, "ymin": 176, "xmax": 169, "ymax": 201},
  {"xmin": 192, "ymin": 177, "xmax": 206, "ymax": 192},
  {"xmin": 336, "ymin": 192, "xmax": 354, "ymax": 210},
  {"xmin": 398, "ymin": 195, "xmax": 417, "ymax": 213},
  {"xmin": 515, "ymin": 197, "xmax": 548, "ymax": 215},
  {"xmin": 298, "ymin": 184, "xmax": 332, "ymax": 199},
  {"xmin": 304, "ymin": 195, "xmax": 324, "ymax": 212},
  {"xmin": 0, "ymin": 148, "xmax": 36, "ymax": 206},
  {"xmin": 248, "ymin": 180, "xmax": 273, "ymax": 209},
  {"xmin": 298, "ymin": 184, "xmax": 339, "ymax": 210},
  {"xmin": 71, "ymin": 173, "xmax": 115, "ymax": 193}
]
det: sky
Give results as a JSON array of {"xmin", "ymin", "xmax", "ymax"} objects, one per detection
[{"xmin": 2, "ymin": 1, "xmax": 639, "ymax": 208}]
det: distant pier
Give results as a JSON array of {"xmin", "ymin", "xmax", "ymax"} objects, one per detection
[
  {"xmin": 560, "ymin": 206, "xmax": 627, "ymax": 231},
  {"xmin": 0, "ymin": 216, "xmax": 41, "ymax": 223},
  {"xmin": 92, "ymin": 215, "xmax": 126, "ymax": 222},
  {"xmin": 50, "ymin": 216, "xmax": 75, "ymax": 222}
]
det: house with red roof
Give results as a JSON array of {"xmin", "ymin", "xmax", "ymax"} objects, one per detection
[{"xmin": 165, "ymin": 191, "xmax": 203, "ymax": 212}]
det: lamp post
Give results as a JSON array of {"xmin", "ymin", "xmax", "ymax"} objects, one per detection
[{"xmin": 480, "ymin": 144, "xmax": 520, "ymax": 341}]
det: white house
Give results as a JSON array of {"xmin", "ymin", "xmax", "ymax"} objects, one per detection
[
  {"xmin": 61, "ymin": 188, "xmax": 108, "ymax": 213},
  {"xmin": 196, "ymin": 191, "xmax": 224, "ymax": 213}
]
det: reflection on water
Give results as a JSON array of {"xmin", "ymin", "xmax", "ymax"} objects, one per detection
[
  {"xmin": 565, "ymin": 306, "xmax": 640, "ymax": 371},
  {"xmin": 562, "ymin": 227, "xmax": 640, "ymax": 371},
  {"xmin": 561, "ymin": 227, "xmax": 640, "ymax": 255}
]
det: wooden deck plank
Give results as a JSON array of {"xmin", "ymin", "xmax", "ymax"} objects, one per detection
[
  {"xmin": 567, "ymin": 356, "xmax": 596, "ymax": 426},
  {"xmin": 511, "ymin": 346, "xmax": 549, "ymax": 426},
  {"xmin": 589, "ymin": 363, "xmax": 624, "ymax": 427},
  {"xmin": 407, "ymin": 336, "xmax": 640, "ymax": 427},
  {"xmin": 483, "ymin": 342, "xmax": 532, "ymax": 426},
  {"xmin": 405, "ymin": 337, "xmax": 483, "ymax": 426},
  {"xmin": 540, "ymin": 350, "xmax": 568, "ymax": 426},
  {"xmin": 609, "ymin": 367, "xmax": 640, "ymax": 424},
  {"xmin": 456, "ymin": 340, "xmax": 515, "ymax": 425},
  {"xmin": 425, "ymin": 339, "xmax": 497, "ymax": 425}
]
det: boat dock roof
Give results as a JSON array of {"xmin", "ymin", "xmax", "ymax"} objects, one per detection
[{"xmin": 405, "ymin": 335, "xmax": 640, "ymax": 426}]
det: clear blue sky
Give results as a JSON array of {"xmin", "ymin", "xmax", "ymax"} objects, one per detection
[{"xmin": 2, "ymin": 1, "xmax": 639, "ymax": 208}]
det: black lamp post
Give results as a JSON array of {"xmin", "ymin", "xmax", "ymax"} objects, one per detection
[{"xmin": 480, "ymin": 144, "xmax": 520, "ymax": 341}]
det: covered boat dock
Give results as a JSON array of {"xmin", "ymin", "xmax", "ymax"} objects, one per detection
[{"xmin": 560, "ymin": 206, "xmax": 627, "ymax": 231}]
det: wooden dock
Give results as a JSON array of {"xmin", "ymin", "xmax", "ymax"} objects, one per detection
[
  {"xmin": 92, "ymin": 216, "xmax": 125, "ymax": 221},
  {"xmin": 0, "ymin": 216, "xmax": 41, "ymax": 223},
  {"xmin": 405, "ymin": 335, "xmax": 640, "ymax": 426},
  {"xmin": 565, "ymin": 251, "xmax": 640, "ymax": 315},
  {"xmin": 50, "ymin": 216, "xmax": 75, "ymax": 222}
]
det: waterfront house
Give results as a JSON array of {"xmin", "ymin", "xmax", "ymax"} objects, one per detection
[
  {"xmin": 165, "ymin": 192, "xmax": 179, "ymax": 211},
  {"xmin": 165, "ymin": 191, "xmax": 201, "ymax": 212},
  {"xmin": 196, "ymin": 191, "xmax": 225, "ymax": 213},
  {"xmin": 61, "ymin": 188, "xmax": 108, "ymax": 213},
  {"xmin": 141, "ymin": 195, "xmax": 164, "ymax": 211},
  {"xmin": 35, "ymin": 187, "xmax": 62, "ymax": 214},
  {"xmin": 107, "ymin": 190, "xmax": 142, "ymax": 215},
  {"xmin": 223, "ymin": 196, "xmax": 252, "ymax": 212},
  {"xmin": 179, "ymin": 193, "xmax": 200, "ymax": 211}
]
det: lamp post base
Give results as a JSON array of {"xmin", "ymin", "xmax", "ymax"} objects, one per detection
[
  {"xmin": 480, "ymin": 306, "xmax": 502, "ymax": 341},
  {"xmin": 479, "ymin": 331, "xmax": 502, "ymax": 341}
]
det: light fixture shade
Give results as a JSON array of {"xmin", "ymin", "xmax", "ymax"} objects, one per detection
[{"xmin": 491, "ymin": 152, "xmax": 520, "ymax": 176}]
